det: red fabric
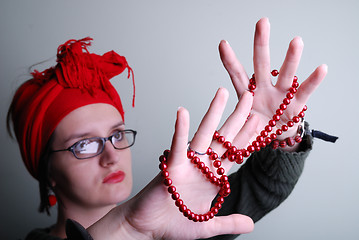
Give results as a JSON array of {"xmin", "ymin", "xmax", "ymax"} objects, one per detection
[{"xmin": 9, "ymin": 37, "xmax": 134, "ymax": 179}]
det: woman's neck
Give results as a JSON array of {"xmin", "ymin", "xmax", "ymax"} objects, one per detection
[{"xmin": 50, "ymin": 203, "xmax": 116, "ymax": 238}]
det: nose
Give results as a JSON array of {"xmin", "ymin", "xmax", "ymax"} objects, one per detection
[{"xmin": 99, "ymin": 140, "xmax": 120, "ymax": 167}]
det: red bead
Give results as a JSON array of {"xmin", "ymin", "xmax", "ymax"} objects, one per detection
[
  {"xmin": 280, "ymin": 103, "xmax": 287, "ymax": 110},
  {"xmin": 289, "ymin": 87, "xmax": 297, "ymax": 94},
  {"xmin": 168, "ymin": 186, "xmax": 176, "ymax": 193},
  {"xmin": 191, "ymin": 156, "xmax": 200, "ymax": 164},
  {"xmin": 269, "ymin": 120, "xmax": 276, "ymax": 127},
  {"xmin": 298, "ymin": 111, "xmax": 305, "ymax": 118},
  {"xmin": 292, "ymin": 82, "xmax": 299, "ymax": 88},
  {"xmin": 210, "ymin": 152, "xmax": 218, "ymax": 160},
  {"xmin": 183, "ymin": 209, "xmax": 191, "ymax": 217},
  {"xmin": 201, "ymin": 166, "xmax": 210, "ymax": 174},
  {"xmin": 293, "ymin": 116, "xmax": 300, "ymax": 123},
  {"xmin": 236, "ymin": 155, "xmax": 244, "ymax": 164},
  {"xmin": 295, "ymin": 136, "xmax": 302, "ymax": 143},
  {"xmin": 161, "ymin": 170, "xmax": 169, "ymax": 178},
  {"xmin": 286, "ymin": 92, "xmax": 294, "ymax": 99},
  {"xmin": 279, "ymin": 140, "xmax": 287, "ymax": 148},
  {"xmin": 163, "ymin": 149, "xmax": 170, "ymax": 157},
  {"xmin": 287, "ymin": 121, "xmax": 294, "ymax": 127},
  {"xmin": 224, "ymin": 141, "xmax": 232, "ymax": 149},
  {"xmin": 243, "ymin": 150, "xmax": 250, "ymax": 157},
  {"xmin": 213, "ymin": 160, "xmax": 222, "ymax": 168},
  {"xmin": 197, "ymin": 161, "xmax": 205, "ymax": 169},
  {"xmin": 164, "ymin": 178, "xmax": 172, "ymax": 186},
  {"xmin": 217, "ymin": 167, "xmax": 225, "ymax": 175},
  {"xmin": 206, "ymin": 172, "xmax": 214, "ymax": 179},
  {"xmin": 215, "ymin": 202, "xmax": 222, "ymax": 209},
  {"xmin": 159, "ymin": 155, "xmax": 166, "ymax": 162},
  {"xmin": 276, "ymin": 109, "xmax": 283, "ymax": 115},
  {"xmin": 206, "ymin": 147, "xmax": 213, "ymax": 155},
  {"xmin": 270, "ymin": 133, "xmax": 277, "ymax": 140},
  {"xmin": 249, "ymin": 84, "xmax": 256, "ymax": 91},
  {"xmin": 303, "ymin": 105, "xmax": 308, "ymax": 111},
  {"xmin": 187, "ymin": 150, "xmax": 195, "ymax": 159},
  {"xmin": 228, "ymin": 154, "xmax": 236, "ymax": 162},
  {"xmin": 159, "ymin": 162, "xmax": 167, "ymax": 170},
  {"xmin": 286, "ymin": 137, "xmax": 296, "ymax": 147},
  {"xmin": 265, "ymin": 137, "xmax": 272, "ymax": 144},
  {"xmin": 220, "ymin": 175, "xmax": 228, "ymax": 183},
  {"xmin": 247, "ymin": 145, "xmax": 255, "ymax": 153},
  {"xmin": 213, "ymin": 131, "xmax": 220, "ymax": 140},
  {"xmin": 211, "ymin": 207, "xmax": 219, "ymax": 215},
  {"xmin": 283, "ymin": 98, "xmax": 291, "ymax": 105},
  {"xmin": 261, "ymin": 130, "xmax": 268, "ymax": 137},
  {"xmin": 271, "ymin": 69, "xmax": 279, "ymax": 76},
  {"xmin": 272, "ymin": 140, "xmax": 279, "ymax": 149},
  {"xmin": 265, "ymin": 125, "xmax": 272, "ymax": 132},
  {"xmin": 256, "ymin": 135, "xmax": 264, "ymax": 142},
  {"xmin": 218, "ymin": 136, "xmax": 225, "ymax": 143},
  {"xmin": 273, "ymin": 114, "xmax": 281, "ymax": 121},
  {"xmin": 172, "ymin": 192, "xmax": 180, "ymax": 200},
  {"xmin": 293, "ymin": 76, "xmax": 298, "ymax": 81},
  {"xmin": 276, "ymin": 129, "xmax": 283, "ymax": 135},
  {"xmin": 260, "ymin": 142, "xmax": 267, "ymax": 148},
  {"xmin": 252, "ymin": 140, "xmax": 260, "ymax": 147},
  {"xmin": 282, "ymin": 125, "xmax": 289, "ymax": 131},
  {"xmin": 229, "ymin": 146, "xmax": 237, "ymax": 154},
  {"xmin": 179, "ymin": 204, "xmax": 187, "ymax": 213}
]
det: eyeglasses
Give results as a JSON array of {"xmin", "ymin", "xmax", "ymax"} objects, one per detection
[{"xmin": 51, "ymin": 129, "xmax": 137, "ymax": 159}]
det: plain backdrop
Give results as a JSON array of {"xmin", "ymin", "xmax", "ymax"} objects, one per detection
[{"xmin": 1, "ymin": 0, "xmax": 358, "ymax": 239}]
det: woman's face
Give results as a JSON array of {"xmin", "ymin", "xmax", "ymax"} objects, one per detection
[{"xmin": 49, "ymin": 103, "xmax": 133, "ymax": 209}]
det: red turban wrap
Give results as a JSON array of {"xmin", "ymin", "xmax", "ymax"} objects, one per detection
[{"xmin": 8, "ymin": 37, "xmax": 134, "ymax": 180}]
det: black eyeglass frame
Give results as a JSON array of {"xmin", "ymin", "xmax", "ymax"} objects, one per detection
[{"xmin": 51, "ymin": 129, "xmax": 137, "ymax": 159}]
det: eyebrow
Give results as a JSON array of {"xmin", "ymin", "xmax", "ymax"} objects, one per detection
[{"xmin": 63, "ymin": 121, "xmax": 124, "ymax": 144}]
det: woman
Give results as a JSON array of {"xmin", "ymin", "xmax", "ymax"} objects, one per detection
[{"xmin": 7, "ymin": 18, "xmax": 327, "ymax": 239}]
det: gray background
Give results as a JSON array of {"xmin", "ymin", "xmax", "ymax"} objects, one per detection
[{"xmin": 1, "ymin": 0, "xmax": 358, "ymax": 239}]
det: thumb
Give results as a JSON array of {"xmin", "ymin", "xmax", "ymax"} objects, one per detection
[{"xmin": 199, "ymin": 214, "xmax": 254, "ymax": 238}]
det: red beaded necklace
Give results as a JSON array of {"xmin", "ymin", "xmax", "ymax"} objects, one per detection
[{"xmin": 159, "ymin": 70, "xmax": 306, "ymax": 222}]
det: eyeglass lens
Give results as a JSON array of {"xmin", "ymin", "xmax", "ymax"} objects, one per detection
[{"xmin": 73, "ymin": 130, "xmax": 135, "ymax": 159}]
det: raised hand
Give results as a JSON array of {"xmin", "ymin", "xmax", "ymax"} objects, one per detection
[
  {"xmin": 219, "ymin": 18, "xmax": 327, "ymax": 145},
  {"xmin": 89, "ymin": 88, "xmax": 258, "ymax": 240}
]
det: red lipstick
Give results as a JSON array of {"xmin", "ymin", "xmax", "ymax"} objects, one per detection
[{"xmin": 103, "ymin": 170, "xmax": 125, "ymax": 184}]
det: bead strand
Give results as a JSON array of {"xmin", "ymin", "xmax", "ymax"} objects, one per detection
[{"xmin": 160, "ymin": 69, "xmax": 308, "ymax": 222}]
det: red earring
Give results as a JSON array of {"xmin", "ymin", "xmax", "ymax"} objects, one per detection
[{"xmin": 48, "ymin": 194, "xmax": 57, "ymax": 206}]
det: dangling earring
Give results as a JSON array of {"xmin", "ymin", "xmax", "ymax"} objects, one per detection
[{"xmin": 48, "ymin": 194, "xmax": 57, "ymax": 207}]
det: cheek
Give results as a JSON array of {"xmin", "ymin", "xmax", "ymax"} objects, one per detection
[{"xmin": 49, "ymin": 156, "xmax": 100, "ymax": 197}]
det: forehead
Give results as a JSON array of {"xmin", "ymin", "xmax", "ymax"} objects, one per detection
[{"xmin": 54, "ymin": 103, "xmax": 123, "ymax": 141}]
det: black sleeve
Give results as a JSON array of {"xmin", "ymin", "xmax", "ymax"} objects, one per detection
[{"xmin": 65, "ymin": 219, "xmax": 94, "ymax": 240}]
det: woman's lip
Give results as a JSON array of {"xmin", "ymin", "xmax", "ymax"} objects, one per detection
[{"xmin": 103, "ymin": 170, "xmax": 125, "ymax": 184}]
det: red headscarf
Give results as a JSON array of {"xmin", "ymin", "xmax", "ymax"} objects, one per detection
[{"xmin": 8, "ymin": 37, "xmax": 134, "ymax": 180}]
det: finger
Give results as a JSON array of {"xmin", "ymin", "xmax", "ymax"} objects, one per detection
[
  {"xmin": 218, "ymin": 91, "xmax": 253, "ymax": 138},
  {"xmin": 295, "ymin": 64, "xmax": 328, "ymax": 104},
  {"xmin": 232, "ymin": 113, "xmax": 260, "ymax": 150},
  {"xmin": 253, "ymin": 17, "xmax": 271, "ymax": 87},
  {"xmin": 276, "ymin": 36, "xmax": 304, "ymax": 91},
  {"xmin": 169, "ymin": 107, "xmax": 190, "ymax": 165},
  {"xmin": 190, "ymin": 88, "xmax": 229, "ymax": 154},
  {"xmin": 199, "ymin": 214, "xmax": 254, "ymax": 238},
  {"xmin": 219, "ymin": 40, "xmax": 249, "ymax": 98}
]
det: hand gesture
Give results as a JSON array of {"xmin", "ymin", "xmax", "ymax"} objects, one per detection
[
  {"xmin": 219, "ymin": 18, "xmax": 327, "ymax": 142},
  {"xmin": 89, "ymin": 88, "xmax": 258, "ymax": 239}
]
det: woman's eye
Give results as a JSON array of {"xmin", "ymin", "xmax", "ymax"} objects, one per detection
[
  {"xmin": 76, "ymin": 140, "xmax": 98, "ymax": 153},
  {"xmin": 113, "ymin": 131, "xmax": 123, "ymax": 141}
]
